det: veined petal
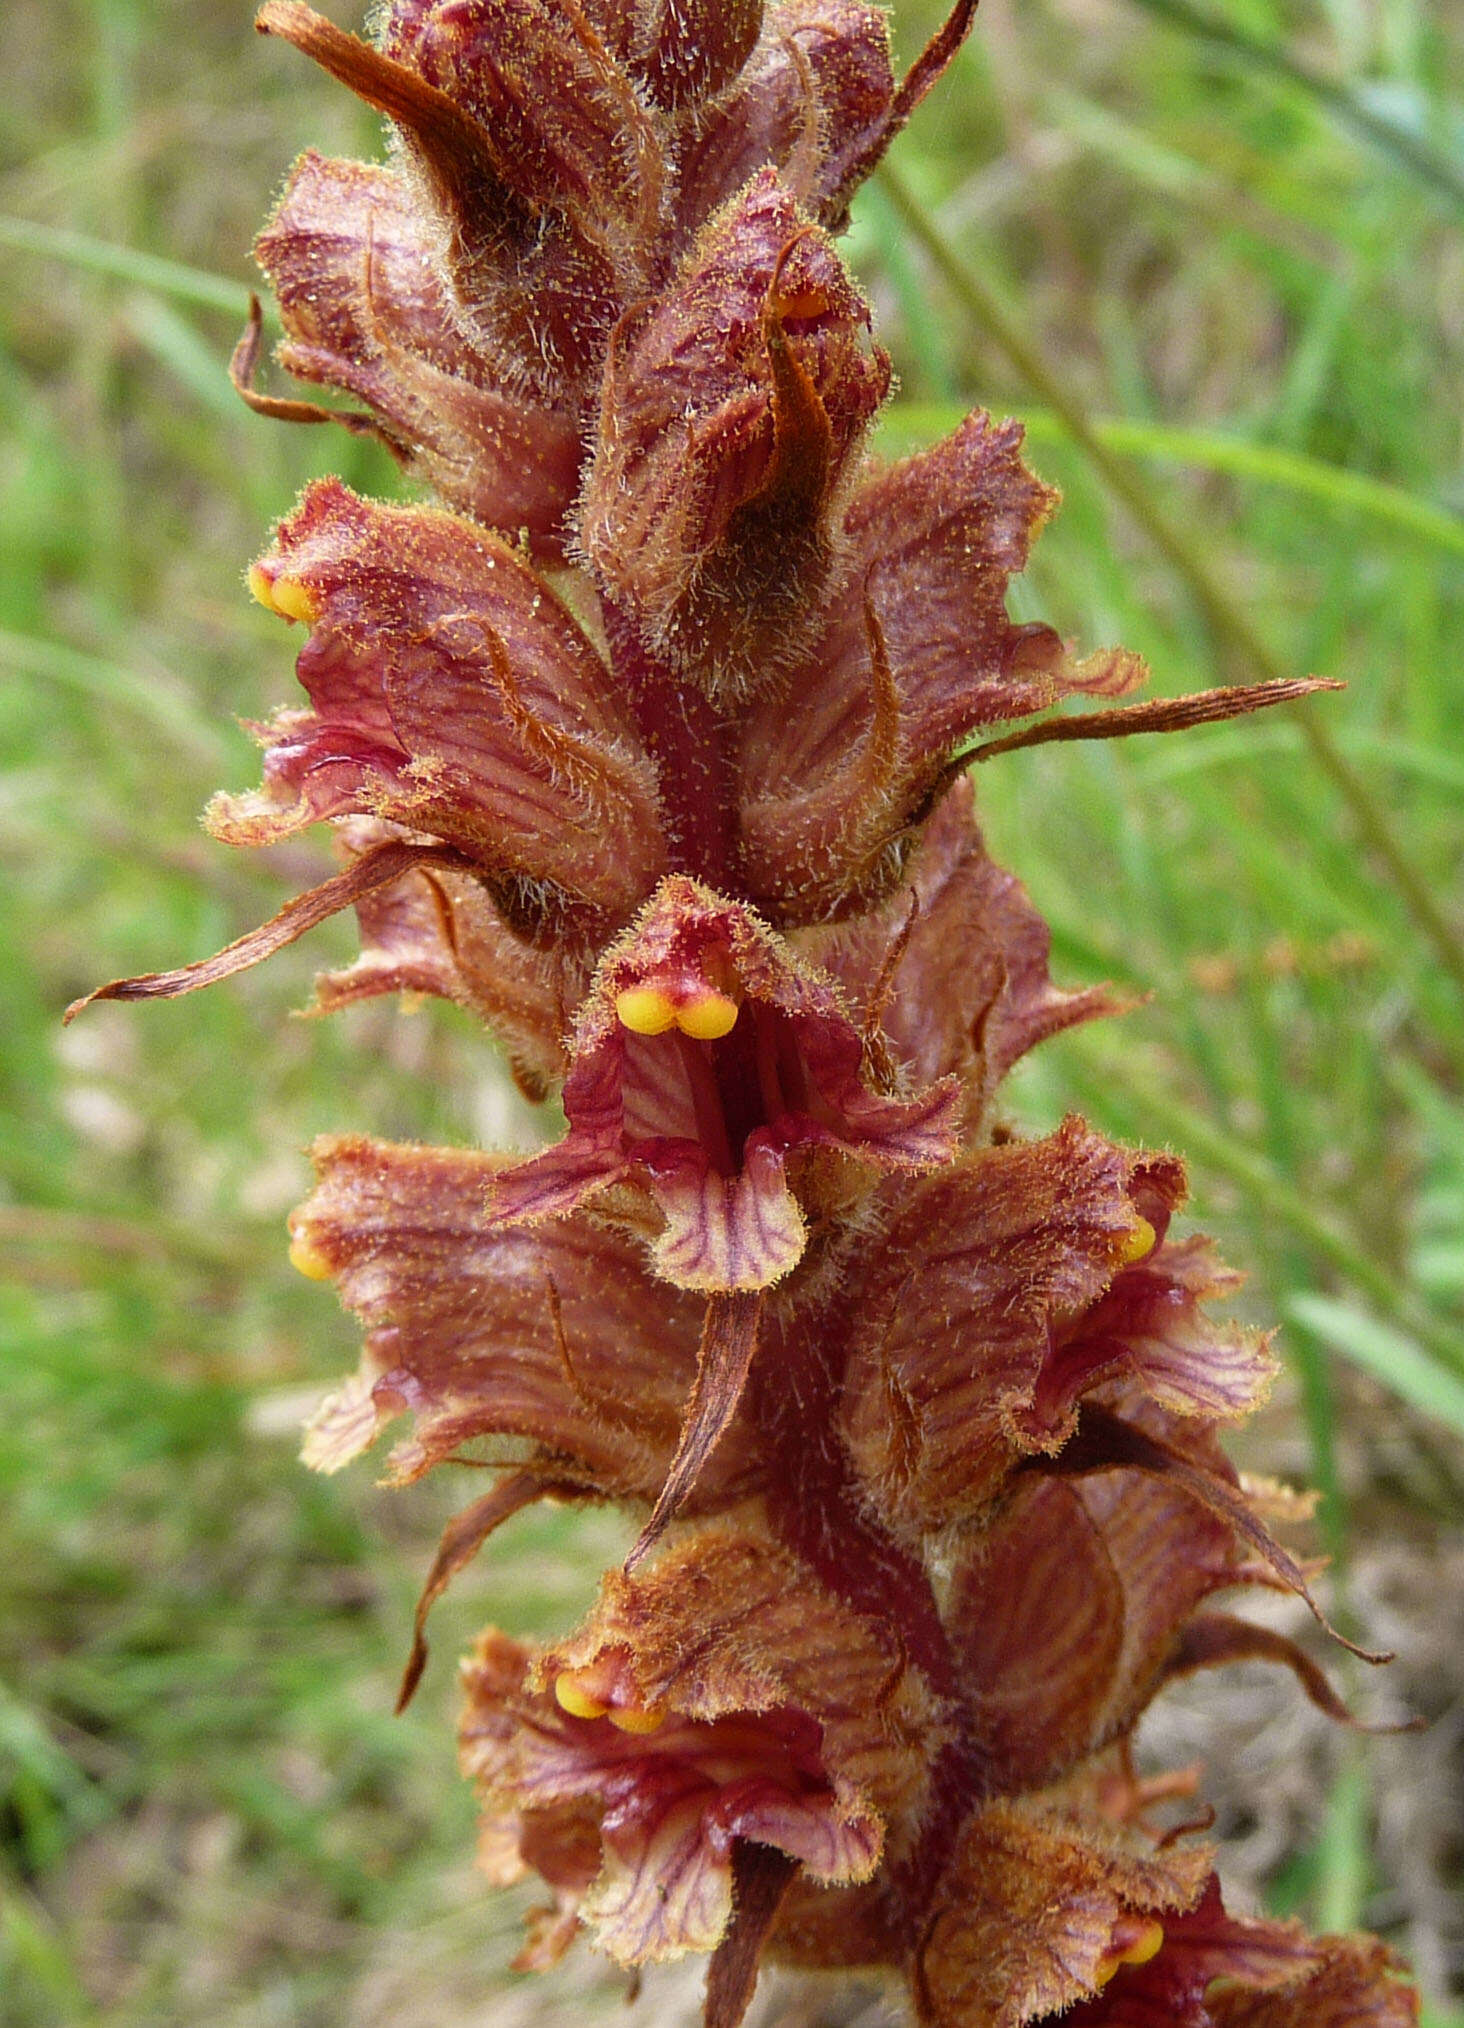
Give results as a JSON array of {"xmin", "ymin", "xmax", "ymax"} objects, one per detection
[
  {"xmin": 1036, "ymin": 1402, "xmax": 1391, "ymax": 1666},
  {"xmin": 460, "ymin": 1525, "xmax": 942, "ymax": 1967},
  {"xmin": 839, "ymin": 1120, "xmax": 1179, "ymax": 1531},
  {"xmin": 1018, "ymin": 1234, "xmax": 1276, "ymax": 1441},
  {"xmin": 486, "ymin": 876, "xmax": 961, "ymax": 1291},
  {"xmin": 382, "ymin": 0, "xmax": 664, "ymax": 245},
  {"xmin": 1062, "ymin": 1876, "xmax": 1418, "ymax": 2028},
  {"xmin": 949, "ymin": 1473, "xmax": 1240, "ymax": 1792},
  {"xmin": 253, "ymin": 152, "xmax": 581, "ymax": 551},
  {"xmin": 813, "ymin": 776, "xmax": 1117, "ymax": 1103},
  {"xmin": 646, "ymin": 1141, "xmax": 808, "ymax": 1291},
  {"xmin": 1207, "ymin": 1936, "xmax": 1418, "ymax": 2027},
  {"xmin": 215, "ymin": 479, "xmax": 665, "ymax": 918},
  {"xmin": 671, "ymin": 2, "xmax": 896, "ymax": 234},
  {"xmin": 288, "ymin": 1136, "xmax": 747, "ymax": 1504},
  {"xmin": 738, "ymin": 412, "xmax": 1143, "ymax": 919},
  {"xmin": 914, "ymin": 1792, "xmax": 1211, "ymax": 2028}
]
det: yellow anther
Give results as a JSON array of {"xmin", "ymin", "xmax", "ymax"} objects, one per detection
[
  {"xmin": 287, "ymin": 1230, "xmax": 335, "ymax": 1282},
  {"xmin": 606, "ymin": 1702, "xmax": 667, "ymax": 1736},
  {"xmin": 248, "ymin": 562, "xmax": 318, "ymax": 626},
  {"xmin": 1095, "ymin": 1921, "xmax": 1164, "ymax": 1986},
  {"xmin": 673, "ymin": 992, "xmax": 739, "ymax": 1041},
  {"xmin": 1112, "ymin": 1215, "xmax": 1157, "ymax": 1267},
  {"xmin": 272, "ymin": 576, "xmax": 319, "ymax": 625},
  {"xmin": 615, "ymin": 985, "xmax": 679, "ymax": 1035},
  {"xmin": 554, "ymin": 1673, "xmax": 609, "ymax": 1721}
]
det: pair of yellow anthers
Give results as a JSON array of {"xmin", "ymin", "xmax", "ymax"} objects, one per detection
[
  {"xmin": 615, "ymin": 983, "xmax": 740, "ymax": 1041},
  {"xmin": 555, "ymin": 1671, "xmax": 667, "ymax": 1734},
  {"xmin": 248, "ymin": 562, "xmax": 319, "ymax": 626}
]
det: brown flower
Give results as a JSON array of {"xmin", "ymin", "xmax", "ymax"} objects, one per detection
[
  {"xmin": 460, "ymin": 1523, "xmax": 943, "ymax": 1971},
  {"xmin": 913, "ymin": 1790, "xmax": 1211, "ymax": 2028},
  {"xmin": 486, "ymin": 876, "xmax": 961, "ymax": 1293},
  {"xmin": 837, "ymin": 1119, "xmax": 1273, "ymax": 1533},
  {"xmin": 289, "ymin": 1134, "xmax": 732, "ymax": 1504},
  {"xmin": 228, "ymin": 477, "xmax": 666, "ymax": 924},
  {"xmin": 247, "ymin": 153, "xmax": 582, "ymax": 552},
  {"xmin": 581, "ymin": 169, "xmax": 891, "ymax": 698},
  {"xmin": 1061, "ymin": 1875, "xmax": 1418, "ymax": 2028},
  {"xmin": 737, "ymin": 411, "xmax": 1144, "ymax": 921}
]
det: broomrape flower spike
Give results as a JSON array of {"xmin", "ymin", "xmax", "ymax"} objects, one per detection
[{"xmin": 75, "ymin": 1, "xmax": 1420, "ymax": 2023}]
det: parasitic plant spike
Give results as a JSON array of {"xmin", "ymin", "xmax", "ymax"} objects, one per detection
[{"xmin": 79, "ymin": 3, "xmax": 1421, "ymax": 2024}]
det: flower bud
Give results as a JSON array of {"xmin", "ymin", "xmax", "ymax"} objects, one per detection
[
  {"xmin": 630, "ymin": 0, "xmax": 764, "ymax": 110},
  {"xmin": 582, "ymin": 170, "xmax": 890, "ymax": 700},
  {"xmin": 253, "ymin": 152, "xmax": 582, "ymax": 552}
]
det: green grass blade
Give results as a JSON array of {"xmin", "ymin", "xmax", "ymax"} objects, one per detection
[
  {"xmin": 1285, "ymin": 1295, "xmax": 1464, "ymax": 1439},
  {"xmin": 1122, "ymin": 0, "xmax": 1464, "ymax": 214},
  {"xmin": 0, "ymin": 628, "xmax": 227, "ymax": 763},
  {"xmin": 1314, "ymin": 1750, "xmax": 1372, "ymax": 1934},
  {"xmin": 0, "ymin": 213, "xmax": 255, "ymax": 318},
  {"xmin": 880, "ymin": 403, "xmax": 1464, "ymax": 562}
]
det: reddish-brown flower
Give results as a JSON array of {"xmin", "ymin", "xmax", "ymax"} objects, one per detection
[
  {"xmin": 460, "ymin": 1524, "xmax": 941, "ymax": 1970},
  {"xmin": 72, "ymin": 2, "xmax": 1418, "ymax": 2024},
  {"xmin": 248, "ymin": 153, "xmax": 583, "ymax": 552},
  {"xmin": 485, "ymin": 875, "xmax": 961, "ymax": 1291},
  {"xmin": 581, "ymin": 169, "xmax": 891, "ymax": 697},
  {"xmin": 838, "ymin": 1119, "xmax": 1274, "ymax": 1533},
  {"xmin": 737, "ymin": 411, "xmax": 1145, "ymax": 920},
  {"xmin": 230, "ymin": 477, "xmax": 666, "ymax": 922}
]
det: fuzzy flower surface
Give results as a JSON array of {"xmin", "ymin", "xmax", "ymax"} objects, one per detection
[{"xmin": 73, "ymin": 4, "xmax": 1419, "ymax": 2025}]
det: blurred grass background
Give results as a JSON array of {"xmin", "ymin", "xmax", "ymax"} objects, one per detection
[{"xmin": 1, "ymin": 0, "xmax": 1462, "ymax": 2020}]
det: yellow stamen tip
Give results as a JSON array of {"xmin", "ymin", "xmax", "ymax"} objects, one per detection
[
  {"xmin": 248, "ymin": 562, "xmax": 318, "ymax": 626},
  {"xmin": 615, "ymin": 985, "xmax": 678, "ymax": 1035},
  {"xmin": 1124, "ymin": 1923, "xmax": 1165, "ymax": 1969},
  {"xmin": 1113, "ymin": 1215, "xmax": 1157, "ymax": 1267},
  {"xmin": 606, "ymin": 1703, "xmax": 666, "ymax": 1735},
  {"xmin": 674, "ymin": 992, "xmax": 739, "ymax": 1041},
  {"xmin": 288, "ymin": 1231, "xmax": 334, "ymax": 1282},
  {"xmin": 271, "ymin": 576, "xmax": 319, "ymax": 626},
  {"xmin": 1095, "ymin": 1921, "xmax": 1164, "ymax": 1985},
  {"xmin": 554, "ymin": 1673, "xmax": 609, "ymax": 1721}
]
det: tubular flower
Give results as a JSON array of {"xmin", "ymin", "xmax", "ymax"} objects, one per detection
[
  {"xmin": 74, "ymin": 1, "xmax": 1418, "ymax": 2025},
  {"xmin": 485, "ymin": 874, "xmax": 963, "ymax": 1292}
]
